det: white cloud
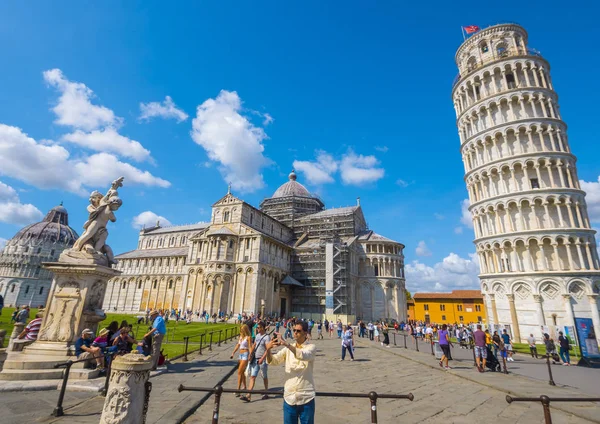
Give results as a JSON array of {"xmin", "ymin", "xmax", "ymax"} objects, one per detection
[
  {"xmin": 75, "ymin": 153, "xmax": 170, "ymax": 189},
  {"xmin": 139, "ymin": 96, "xmax": 188, "ymax": 123},
  {"xmin": 339, "ymin": 150, "xmax": 385, "ymax": 185},
  {"xmin": 434, "ymin": 213, "xmax": 445, "ymax": 220},
  {"xmin": 415, "ymin": 240, "xmax": 432, "ymax": 257},
  {"xmin": 454, "ymin": 226, "xmax": 464, "ymax": 234},
  {"xmin": 132, "ymin": 211, "xmax": 172, "ymax": 229},
  {"xmin": 63, "ymin": 128, "xmax": 151, "ymax": 162},
  {"xmin": 405, "ymin": 253, "xmax": 480, "ymax": 293},
  {"xmin": 293, "ymin": 149, "xmax": 384, "ymax": 186},
  {"xmin": 460, "ymin": 198, "xmax": 473, "ymax": 228},
  {"xmin": 0, "ymin": 124, "xmax": 169, "ymax": 194},
  {"xmin": 262, "ymin": 113, "xmax": 274, "ymax": 126},
  {"xmin": 396, "ymin": 179, "xmax": 409, "ymax": 187},
  {"xmin": 293, "ymin": 151, "xmax": 338, "ymax": 185},
  {"xmin": 191, "ymin": 90, "xmax": 270, "ymax": 192},
  {"xmin": 374, "ymin": 146, "xmax": 388, "ymax": 153},
  {"xmin": 43, "ymin": 68, "xmax": 119, "ymax": 131},
  {"xmin": 580, "ymin": 177, "xmax": 600, "ymax": 223},
  {"xmin": 0, "ymin": 180, "xmax": 43, "ymax": 225}
]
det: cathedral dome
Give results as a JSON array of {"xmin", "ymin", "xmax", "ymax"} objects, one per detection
[
  {"xmin": 272, "ymin": 170, "xmax": 312, "ymax": 198},
  {"xmin": 8, "ymin": 203, "xmax": 79, "ymax": 246}
]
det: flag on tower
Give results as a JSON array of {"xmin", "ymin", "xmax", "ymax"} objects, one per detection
[{"xmin": 463, "ymin": 25, "xmax": 480, "ymax": 34}]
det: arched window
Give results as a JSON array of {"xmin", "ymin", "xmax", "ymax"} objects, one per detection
[
  {"xmin": 153, "ymin": 280, "xmax": 157, "ymax": 289},
  {"xmin": 496, "ymin": 42, "xmax": 508, "ymax": 57},
  {"xmin": 168, "ymin": 280, "xmax": 173, "ymax": 289},
  {"xmin": 39, "ymin": 286, "xmax": 44, "ymax": 295},
  {"xmin": 181, "ymin": 236, "xmax": 186, "ymax": 245},
  {"xmin": 466, "ymin": 56, "xmax": 477, "ymax": 71},
  {"xmin": 480, "ymin": 42, "xmax": 488, "ymax": 53},
  {"xmin": 11, "ymin": 285, "xmax": 15, "ymax": 293},
  {"xmin": 25, "ymin": 285, "xmax": 29, "ymax": 294},
  {"xmin": 122, "ymin": 281, "xmax": 127, "ymax": 289},
  {"xmin": 138, "ymin": 281, "xmax": 142, "ymax": 289},
  {"xmin": 250, "ymin": 213, "xmax": 253, "ymax": 224},
  {"xmin": 223, "ymin": 211, "xmax": 230, "ymax": 222},
  {"xmin": 24, "ymin": 246, "xmax": 29, "ymax": 253}
]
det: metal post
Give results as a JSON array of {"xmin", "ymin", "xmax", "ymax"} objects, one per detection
[
  {"xmin": 200, "ymin": 333, "xmax": 205, "ymax": 355},
  {"xmin": 540, "ymin": 395, "xmax": 553, "ymax": 424},
  {"xmin": 415, "ymin": 337, "xmax": 419, "ymax": 352},
  {"xmin": 52, "ymin": 361, "xmax": 73, "ymax": 417},
  {"xmin": 472, "ymin": 340, "xmax": 477, "ymax": 367},
  {"xmin": 393, "ymin": 333, "xmax": 396, "ymax": 346},
  {"xmin": 209, "ymin": 332, "xmax": 213, "ymax": 351},
  {"xmin": 212, "ymin": 384, "xmax": 223, "ymax": 424},
  {"xmin": 218, "ymin": 330, "xmax": 222, "ymax": 347},
  {"xmin": 184, "ymin": 337, "xmax": 189, "ymax": 362},
  {"xmin": 545, "ymin": 354, "xmax": 556, "ymax": 386},
  {"xmin": 223, "ymin": 328, "xmax": 228, "ymax": 344},
  {"xmin": 369, "ymin": 391, "xmax": 378, "ymax": 424},
  {"xmin": 403, "ymin": 334, "xmax": 407, "ymax": 349},
  {"xmin": 430, "ymin": 339, "xmax": 434, "ymax": 356},
  {"xmin": 102, "ymin": 353, "xmax": 114, "ymax": 396}
]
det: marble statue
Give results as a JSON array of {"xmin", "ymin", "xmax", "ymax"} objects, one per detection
[{"xmin": 64, "ymin": 177, "xmax": 124, "ymax": 267}]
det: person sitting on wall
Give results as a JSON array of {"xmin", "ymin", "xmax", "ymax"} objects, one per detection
[
  {"xmin": 17, "ymin": 311, "xmax": 44, "ymax": 341},
  {"xmin": 75, "ymin": 329, "xmax": 105, "ymax": 372}
]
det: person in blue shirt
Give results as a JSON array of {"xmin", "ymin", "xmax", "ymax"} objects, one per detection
[
  {"xmin": 501, "ymin": 329, "xmax": 514, "ymax": 362},
  {"xmin": 75, "ymin": 328, "xmax": 105, "ymax": 371},
  {"xmin": 144, "ymin": 310, "xmax": 167, "ymax": 370}
]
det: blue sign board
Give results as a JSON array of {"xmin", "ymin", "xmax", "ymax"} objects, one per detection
[{"xmin": 574, "ymin": 318, "xmax": 600, "ymax": 359}]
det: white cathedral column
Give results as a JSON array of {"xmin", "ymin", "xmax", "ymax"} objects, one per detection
[
  {"xmin": 562, "ymin": 294, "xmax": 575, "ymax": 329},
  {"xmin": 533, "ymin": 294, "xmax": 546, "ymax": 326}
]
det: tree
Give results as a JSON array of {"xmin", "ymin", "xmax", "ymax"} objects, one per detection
[{"xmin": 405, "ymin": 289, "xmax": 412, "ymax": 301}]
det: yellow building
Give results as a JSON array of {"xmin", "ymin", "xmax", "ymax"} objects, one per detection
[{"xmin": 411, "ymin": 290, "xmax": 485, "ymax": 325}]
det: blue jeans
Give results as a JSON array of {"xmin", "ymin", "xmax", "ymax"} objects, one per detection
[
  {"xmin": 342, "ymin": 342, "xmax": 354, "ymax": 360},
  {"xmin": 284, "ymin": 399, "xmax": 315, "ymax": 424},
  {"xmin": 559, "ymin": 348, "xmax": 570, "ymax": 364}
]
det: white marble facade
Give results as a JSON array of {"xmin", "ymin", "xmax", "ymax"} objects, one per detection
[
  {"xmin": 103, "ymin": 174, "xmax": 407, "ymax": 322},
  {"xmin": 453, "ymin": 24, "xmax": 600, "ymax": 343}
]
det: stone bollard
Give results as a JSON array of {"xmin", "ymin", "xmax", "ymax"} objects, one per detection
[{"xmin": 100, "ymin": 353, "xmax": 152, "ymax": 424}]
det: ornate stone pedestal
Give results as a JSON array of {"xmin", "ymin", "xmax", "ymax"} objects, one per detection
[
  {"xmin": 0, "ymin": 261, "xmax": 120, "ymax": 381},
  {"xmin": 100, "ymin": 353, "xmax": 152, "ymax": 424}
]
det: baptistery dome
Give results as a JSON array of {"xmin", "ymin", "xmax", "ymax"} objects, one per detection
[{"xmin": 0, "ymin": 203, "xmax": 79, "ymax": 307}]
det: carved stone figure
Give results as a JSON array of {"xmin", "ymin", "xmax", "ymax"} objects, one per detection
[{"xmin": 63, "ymin": 177, "xmax": 124, "ymax": 267}]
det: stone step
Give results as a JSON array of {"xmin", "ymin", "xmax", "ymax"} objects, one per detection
[
  {"xmin": 0, "ymin": 367, "xmax": 100, "ymax": 381},
  {"xmin": 2, "ymin": 354, "xmax": 89, "ymax": 370}
]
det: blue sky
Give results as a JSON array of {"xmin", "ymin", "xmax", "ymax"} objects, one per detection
[{"xmin": 1, "ymin": 2, "xmax": 599, "ymax": 293}]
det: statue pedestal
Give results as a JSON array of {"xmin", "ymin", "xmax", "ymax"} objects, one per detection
[
  {"xmin": 100, "ymin": 353, "xmax": 152, "ymax": 424},
  {"xmin": 0, "ymin": 261, "xmax": 120, "ymax": 381}
]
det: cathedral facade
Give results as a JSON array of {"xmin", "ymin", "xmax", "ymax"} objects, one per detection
[{"xmin": 103, "ymin": 172, "xmax": 407, "ymax": 322}]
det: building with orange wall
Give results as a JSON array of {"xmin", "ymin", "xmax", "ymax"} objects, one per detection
[{"xmin": 411, "ymin": 290, "xmax": 486, "ymax": 324}]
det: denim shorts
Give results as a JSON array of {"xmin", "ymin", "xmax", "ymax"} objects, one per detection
[
  {"xmin": 249, "ymin": 361, "xmax": 268, "ymax": 378},
  {"xmin": 475, "ymin": 346, "xmax": 487, "ymax": 359},
  {"xmin": 239, "ymin": 352, "xmax": 249, "ymax": 361}
]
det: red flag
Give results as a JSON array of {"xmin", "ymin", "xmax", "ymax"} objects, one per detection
[{"xmin": 463, "ymin": 25, "xmax": 480, "ymax": 34}]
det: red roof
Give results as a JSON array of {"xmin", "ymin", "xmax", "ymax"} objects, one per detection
[{"xmin": 413, "ymin": 290, "xmax": 482, "ymax": 300}]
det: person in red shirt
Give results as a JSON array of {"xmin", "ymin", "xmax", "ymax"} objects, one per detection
[{"xmin": 18, "ymin": 312, "xmax": 43, "ymax": 341}]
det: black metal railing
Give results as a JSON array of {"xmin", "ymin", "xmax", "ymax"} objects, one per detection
[
  {"xmin": 52, "ymin": 353, "xmax": 107, "ymax": 417},
  {"xmin": 178, "ymin": 385, "xmax": 414, "ymax": 424},
  {"xmin": 506, "ymin": 395, "xmax": 600, "ymax": 424},
  {"xmin": 182, "ymin": 327, "xmax": 240, "ymax": 361}
]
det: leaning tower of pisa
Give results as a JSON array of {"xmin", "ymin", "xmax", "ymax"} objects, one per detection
[{"xmin": 452, "ymin": 24, "xmax": 600, "ymax": 343}]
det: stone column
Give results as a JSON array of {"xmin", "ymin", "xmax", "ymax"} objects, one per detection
[
  {"xmin": 533, "ymin": 294, "xmax": 546, "ymax": 326},
  {"xmin": 506, "ymin": 294, "xmax": 521, "ymax": 342},
  {"xmin": 484, "ymin": 294, "xmax": 494, "ymax": 327},
  {"xmin": 562, "ymin": 294, "xmax": 575, "ymax": 329},
  {"xmin": 394, "ymin": 284, "xmax": 402, "ymax": 322},
  {"xmin": 100, "ymin": 353, "xmax": 152, "ymax": 424},
  {"xmin": 588, "ymin": 294, "xmax": 600, "ymax": 345},
  {"xmin": 489, "ymin": 294, "xmax": 500, "ymax": 325}
]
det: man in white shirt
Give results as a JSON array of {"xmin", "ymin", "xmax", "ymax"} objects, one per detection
[{"xmin": 266, "ymin": 320, "xmax": 316, "ymax": 424}]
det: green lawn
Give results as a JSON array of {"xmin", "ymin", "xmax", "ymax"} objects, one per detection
[{"xmin": 1, "ymin": 307, "xmax": 239, "ymax": 360}]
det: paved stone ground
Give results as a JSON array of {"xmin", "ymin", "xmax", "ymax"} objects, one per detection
[
  {"xmin": 386, "ymin": 331, "xmax": 600, "ymax": 396},
  {"xmin": 187, "ymin": 337, "xmax": 599, "ymax": 424}
]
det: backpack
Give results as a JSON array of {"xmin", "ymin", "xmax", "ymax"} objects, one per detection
[{"xmin": 157, "ymin": 350, "xmax": 166, "ymax": 366}]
